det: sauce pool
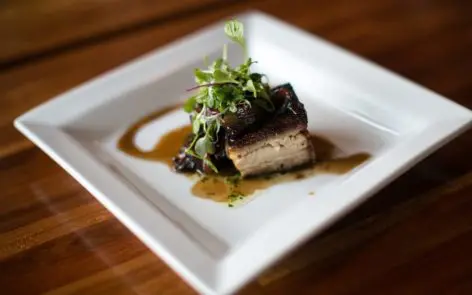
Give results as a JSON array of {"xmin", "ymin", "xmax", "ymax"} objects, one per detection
[
  {"xmin": 117, "ymin": 105, "xmax": 188, "ymax": 165},
  {"xmin": 118, "ymin": 107, "xmax": 371, "ymax": 205}
]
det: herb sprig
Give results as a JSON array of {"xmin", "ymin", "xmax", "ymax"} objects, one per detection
[{"xmin": 183, "ymin": 20, "xmax": 273, "ymax": 172}]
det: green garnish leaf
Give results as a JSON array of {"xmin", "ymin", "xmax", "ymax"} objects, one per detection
[
  {"xmin": 213, "ymin": 69, "xmax": 236, "ymax": 84},
  {"xmin": 203, "ymin": 156, "xmax": 218, "ymax": 173},
  {"xmin": 183, "ymin": 19, "xmax": 274, "ymax": 174},
  {"xmin": 224, "ymin": 20, "xmax": 245, "ymax": 49},
  {"xmin": 192, "ymin": 116, "xmax": 201, "ymax": 133},
  {"xmin": 207, "ymin": 90, "xmax": 215, "ymax": 108},
  {"xmin": 205, "ymin": 138, "xmax": 216, "ymax": 154},
  {"xmin": 195, "ymin": 69, "xmax": 212, "ymax": 84},
  {"xmin": 184, "ymin": 146, "xmax": 202, "ymax": 160},
  {"xmin": 212, "ymin": 58, "xmax": 224, "ymax": 71},
  {"xmin": 245, "ymin": 79, "xmax": 257, "ymax": 97},
  {"xmin": 184, "ymin": 96, "xmax": 197, "ymax": 113},
  {"xmin": 222, "ymin": 44, "xmax": 228, "ymax": 61},
  {"xmin": 195, "ymin": 137, "xmax": 207, "ymax": 157},
  {"xmin": 195, "ymin": 136, "xmax": 215, "ymax": 157}
]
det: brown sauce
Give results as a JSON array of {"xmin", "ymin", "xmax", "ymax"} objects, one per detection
[
  {"xmin": 192, "ymin": 176, "xmax": 274, "ymax": 203},
  {"xmin": 118, "ymin": 108, "xmax": 371, "ymax": 205},
  {"xmin": 309, "ymin": 133, "xmax": 337, "ymax": 161},
  {"xmin": 117, "ymin": 105, "xmax": 187, "ymax": 165},
  {"xmin": 191, "ymin": 152, "xmax": 370, "ymax": 204}
]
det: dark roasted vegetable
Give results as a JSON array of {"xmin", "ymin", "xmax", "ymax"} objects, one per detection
[
  {"xmin": 173, "ymin": 128, "xmax": 234, "ymax": 174},
  {"xmin": 173, "ymin": 134, "xmax": 203, "ymax": 173},
  {"xmin": 271, "ymin": 85, "xmax": 292, "ymax": 115},
  {"xmin": 220, "ymin": 101, "xmax": 268, "ymax": 136}
]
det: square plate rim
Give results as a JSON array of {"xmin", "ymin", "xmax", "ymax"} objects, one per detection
[{"xmin": 14, "ymin": 10, "xmax": 472, "ymax": 295}]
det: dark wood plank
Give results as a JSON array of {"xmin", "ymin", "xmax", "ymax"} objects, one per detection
[
  {"xmin": 0, "ymin": 0, "xmax": 225, "ymax": 65},
  {"xmin": 263, "ymin": 172, "xmax": 472, "ymax": 295},
  {"xmin": 1, "ymin": 0, "xmax": 471, "ymax": 294}
]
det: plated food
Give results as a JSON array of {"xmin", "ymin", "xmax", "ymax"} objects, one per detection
[
  {"xmin": 17, "ymin": 11, "xmax": 471, "ymax": 294},
  {"xmin": 118, "ymin": 20, "xmax": 370, "ymax": 205},
  {"xmin": 173, "ymin": 20, "xmax": 315, "ymax": 177}
]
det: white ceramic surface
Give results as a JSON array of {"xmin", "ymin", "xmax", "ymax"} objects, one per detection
[{"xmin": 15, "ymin": 11, "xmax": 472, "ymax": 295}]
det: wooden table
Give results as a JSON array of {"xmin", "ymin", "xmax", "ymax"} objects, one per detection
[{"xmin": 1, "ymin": 0, "xmax": 472, "ymax": 294}]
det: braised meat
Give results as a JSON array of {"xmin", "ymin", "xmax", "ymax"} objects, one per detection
[
  {"xmin": 226, "ymin": 84, "xmax": 315, "ymax": 176},
  {"xmin": 173, "ymin": 83, "xmax": 315, "ymax": 177}
]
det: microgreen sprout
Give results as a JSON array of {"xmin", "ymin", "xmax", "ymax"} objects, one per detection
[{"xmin": 183, "ymin": 20, "xmax": 274, "ymax": 172}]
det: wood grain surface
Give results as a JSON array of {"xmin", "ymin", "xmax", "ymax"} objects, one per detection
[
  {"xmin": 1, "ymin": 0, "xmax": 472, "ymax": 294},
  {"xmin": 0, "ymin": 0, "xmax": 224, "ymax": 66}
]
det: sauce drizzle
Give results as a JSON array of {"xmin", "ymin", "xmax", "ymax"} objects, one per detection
[
  {"xmin": 118, "ymin": 108, "xmax": 371, "ymax": 205},
  {"xmin": 191, "ymin": 152, "xmax": 370, "ymax": 203},
  {"xmin": 117, "ymin": 105, "xmax": 187, "ymax": 165}
]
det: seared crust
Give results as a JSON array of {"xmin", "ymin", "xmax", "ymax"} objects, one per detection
[
  {"xmin": 226, "ymin": 84, "xmax": 308, "ymax": 148},
  {"xmin": 173, "ymin": 83, "xmax": 315, "ymax": 176},
  {"xmin": 226, "ymin": 84, "xmax": 316, "ymax": 176}
]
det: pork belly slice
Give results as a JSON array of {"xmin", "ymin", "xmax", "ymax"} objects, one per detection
[
  {"xmin": 227, "ymin": 129, "xmax": 314, "ymax": 176},
  {"xmin": 226, "ymin": 84, "xmax": 315, "ymax": 177}
]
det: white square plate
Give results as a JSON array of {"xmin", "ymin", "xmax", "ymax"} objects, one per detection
[{"xmin": 15, "ymin": 11, "xmax": 472, "ymax": 295}]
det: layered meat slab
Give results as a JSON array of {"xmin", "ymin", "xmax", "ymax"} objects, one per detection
[
  {"xmin": 226, "ymin": 84, "xmax": 315, "ymax": 176},
  {"xmin": 173, "ymin": 84, "xmax": 315, "ymax": 177}
]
